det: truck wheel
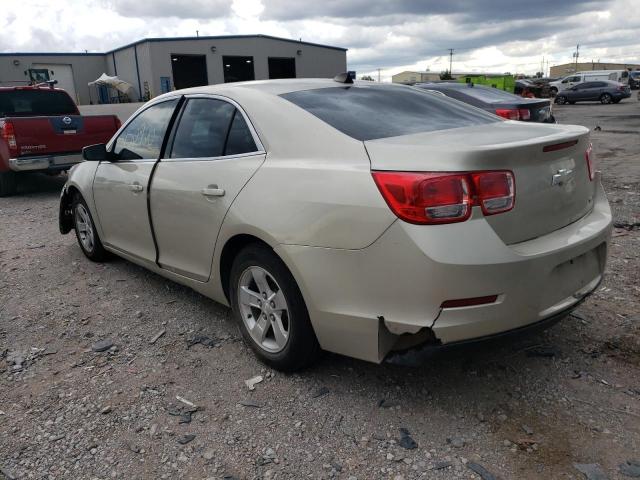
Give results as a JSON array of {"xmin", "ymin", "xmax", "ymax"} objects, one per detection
[
  {"xmin": 0, "ymin": 171, "xmax": 18, "ymax": 197},
  {"xmin": 72, "ymin": 193, "xmax": 108, "ymax": 262},
  {"xmin": 229, "ymin": 243, "xmax": 320, "ymax": 371}
]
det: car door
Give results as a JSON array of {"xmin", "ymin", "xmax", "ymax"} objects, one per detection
[
  {"xmin": 92, "ymin": 98, "xmax": 179, "ymax": 262},
  {"xmin": 590, "ymin": 82, "xmax": 607, "ymax": 100},
  {"xmin": 572, "ymin": 82, "xmax": 593, "ymax": 101},
  {"xmin": 150, "ymin": 95, "xmax": 265, "ymax": 281}
]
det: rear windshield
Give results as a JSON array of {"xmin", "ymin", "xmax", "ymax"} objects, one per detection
[
  {"xmin": 454, "ymin": 86, "xmax": 520, "ymax": 102},
  {"xmin": 280, "ymin": 85, "xmax": 500, "ymax": 141},
  {"xmin": 0, "ymin": 90, "xmax": 77, "ymax": 117}
]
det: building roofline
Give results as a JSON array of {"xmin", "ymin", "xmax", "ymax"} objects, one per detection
[
  {"xmin": 0, "ymin": 34, "xmax": 347, "ymax": 57},
  {"xmin": 0, "ymin": 52, "xmax": 104, "ymax": 57},
  {"xmin": 106, "ymin": 34, "xmax": 347, "ymax": 54}
]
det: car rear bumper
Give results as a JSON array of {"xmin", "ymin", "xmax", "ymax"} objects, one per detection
[
  {"xmin": 8, "ymin": 153, "xmax": 83, "ymax": 172},
  {"xmin": 278, "ymin": 175, "xmax": 612, "ymax": 363}
]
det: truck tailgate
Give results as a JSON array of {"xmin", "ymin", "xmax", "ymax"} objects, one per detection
[{"xmin": 8, "ymin": 115, "xmax": 119, "ymax": 157}]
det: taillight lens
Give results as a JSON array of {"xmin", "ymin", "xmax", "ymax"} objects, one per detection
[
  {"xmin": 585, "ymin": 143, "xmax": 595, "ymax": 181},
  {"xmin": 0, "ymin": 120, "xmax": 18, "ymax": 157},
  {"xmin": 495, "ymin": 108, "xmax": 520, "ymax": 120},
  {"xmin": 372, "ymin": 170, "xmax": 515, "ymax": 225},
  {"xmin": 471, "ymin": 171, "xmax": 515, "ymax": 215},
  {"xmin": 518, "ymin": 108, "xmax": 531, "ymax": 121}
]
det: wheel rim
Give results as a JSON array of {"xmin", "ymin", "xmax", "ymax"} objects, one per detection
[
  {"xmin": 557, "ymin": 96, "xmax": 566, "ymax": 104},
  {"xmin": 75, "ymin": 204, "xmax": 95, "ymax": 253},
  {"xmin": 602, "ymin": 94, "xmax": 611, "ymax": 104},
  {"xmin": 237, "ymin": 266, "xmax": 290, "ymax": 353}
]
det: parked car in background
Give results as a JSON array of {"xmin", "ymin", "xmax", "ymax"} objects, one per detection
[
  {"xmin": 555, "ymin": 80, "xmax": 631, "ymax": 104},
  {"xmin": 628, "ymin": 71, "xmax": 640, "ymax": 89},
  {"xmin": 416, "ymin": 82, "xmax": 555, "ymax": 122},
  {"xmin": 549, "ymin": 70, "xmax": 630, "ymax": 95},
  {"xmin": 60, "ymin": 78, "xmax": 611, "ymax": 371},
  {"xmin": 0, "ymin": 84, "xmax": 121, "ymax": 196}
]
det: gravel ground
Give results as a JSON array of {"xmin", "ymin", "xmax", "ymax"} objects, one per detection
[{"xmin": 1, "ymin": 96, "xmax": 639, "ymax": 480}]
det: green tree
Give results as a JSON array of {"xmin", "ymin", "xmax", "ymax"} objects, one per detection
[
  {"xmin": 440, "ymin": 70, "xmax": 453, "ymax": 80},
  {"xmin": 360, "ymin": 75, "xmax": 375, "ymax": 81}
]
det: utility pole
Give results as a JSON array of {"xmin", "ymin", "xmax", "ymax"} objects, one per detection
[
  {"xmin": 377, "ymin": 68, "xmax": 381, "ymax": 83},
  {"xmin": 196, "ymin": 30, "xmax": 199, "ymax": 38},
  {"xmin": 573, "ymin": 44, "xmax": 580, "ymax": 72},
  {"xmin": 448, "ymin": 48, "xmax": 454, "ymax": 75}
]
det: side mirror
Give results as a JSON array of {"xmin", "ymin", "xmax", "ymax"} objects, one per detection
[{"xmin": 82, "ymin": 143, "xmax": 110, "ymax": 161}]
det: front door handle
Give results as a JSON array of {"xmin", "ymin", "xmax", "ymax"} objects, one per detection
[
  {"xmin": 128, "ymin": 183, "xmax": 143, "ymax": 193},
  {"xmin": 201, "ymin": 186, "xmax": 225, "ymax": 197}
]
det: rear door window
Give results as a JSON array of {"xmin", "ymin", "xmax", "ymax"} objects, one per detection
[
  {"xmin": 0, "ymin": 90, "xmax": 77, "ymax": 116},
  {"xmin": 224, "ymin": 111, "xmax": 258, "ymax": 155},
  {"xmin": 170, "ymin": 98, "xmax": 236, "ymax": 158},
  {"xmin": 281, "ymin": 85, "xmax": 500, "ymax": 141}
]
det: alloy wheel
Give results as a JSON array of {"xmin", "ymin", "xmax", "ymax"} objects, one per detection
[
  {"xmin": 237, "ymin": 266, "xmax": 290, "ymax": 353},
  {"xmin": 601, "ymin": 93, "xmax": 612, "ymax": 104},
  {"xmin": 75, "ymin": 204, "xmax": 95, "ymax": 253}
]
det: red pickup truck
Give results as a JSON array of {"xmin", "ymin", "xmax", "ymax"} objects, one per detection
[{"xmin": 0, "ymin": 85, "xmax": 121, "ymax": 196}]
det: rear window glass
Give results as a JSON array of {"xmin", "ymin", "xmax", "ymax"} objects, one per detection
[
  {"xmin": 280, "ymin": 85, "xmax": 499, "ymax": 141},
  {"xmin": 0, "ymin": 90, "xmax": 77, "ymax": 116},
  {"xmin": 453, "ymin": 86, "xmax": 519, "ymax": 102}
]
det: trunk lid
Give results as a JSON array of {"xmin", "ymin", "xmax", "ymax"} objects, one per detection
[{"xmin": 365, "ymin": 121, "xmax": 595, "ymax": 244}]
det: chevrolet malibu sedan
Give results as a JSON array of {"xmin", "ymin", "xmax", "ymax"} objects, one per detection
[{"xmin": 59, "ymin": 78, "xmax": 612, "ymax": 371}]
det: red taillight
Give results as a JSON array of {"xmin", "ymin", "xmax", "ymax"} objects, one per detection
[
  {"xmin": 495, "ymin": 108, "xmax": 520, "ymax": 120},
  {"xmin": 372, "ymin": 170, "xmax": 515, "ymax": 225},
  {"xmin": 0, "ymin": 120, "xmax": 18, "ymax": 157},
  {"xmin": 518, "ymin": 108, "xmax": 531, "ymax": 121},
  {"xmin": 585, "ymin": 143, "xmax": 595, "ymax": 181},
  {"xmin": 471, "ymin": 171, "xmax": 515, "ymax": 215}
]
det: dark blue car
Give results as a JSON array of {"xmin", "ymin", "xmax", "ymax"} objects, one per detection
[{"xmin": 555, "ymin": 80, "xmax": 631, "ymax": 105}]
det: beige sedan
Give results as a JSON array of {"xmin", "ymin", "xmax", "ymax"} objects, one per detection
[{"xmin": 59, "ymin": 78, "xmax": 612, "ymax": 370}]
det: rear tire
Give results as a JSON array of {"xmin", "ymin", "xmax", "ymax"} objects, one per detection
[
  {"xmin": 555, "ymin": 95, "xmax": 567, "ymax": 105},
  {"xmin": 0, "ymin": 171, "xmax": 18, "ymax": 197},
  {"xmin": 600, "ymin": 93, "xmax": 613, "ymax": 104},
  {"xmin": 229, "ymin": 243, "xmax": 320, "ymax": 371},
  {"xmin": 72, "ymin": 193, "xmax": 108, "ymax": 262}
]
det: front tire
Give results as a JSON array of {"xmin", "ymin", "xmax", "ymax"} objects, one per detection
[
  {"xmin": 72, "ymin": 193, "xmax": 108, "ymax": 262},
  {"xmin": 229, "ymin": 244, "xmax": 320, "ymax": 371},
  {"xmin": 0, "ymin": 171, "xmax": 18, "ymax": 197},
  {"xmin": 600, "ymin": 93, "xmax": 613, "ymax": 104},
  {"xmin": 555, "ymin": 95, "xmax": 567, "ymax": 105}
]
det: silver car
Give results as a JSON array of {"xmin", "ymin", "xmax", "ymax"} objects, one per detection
[{"xmin": 59, "ymin": 78, "xmax": 612, "ymax": 370}]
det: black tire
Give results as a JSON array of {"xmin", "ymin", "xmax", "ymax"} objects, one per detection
[
  {"xmin": 613, "ymin": 99, "xmax": 621, "ymax": 104},
  {"xmin": 569, "ymin": 101, "xmax": 576, "ymax": 105},
  {"xmin": 555, "ymin": 95, "xmax": 567, "ymax": 105},
  {"xmin": 72, "ymin": 193, "xmax": 109, "ymax": 262},
  {"xmin": 0, "ymin": 171, "xmax": 18, "ymax": 197},
  {"xmin": 229, "ymin": 243, "xmax": 320, "ymax": 371},
  {"xmin": 600, "ymin": 93, "xmax": 612, "ymax": 104}
]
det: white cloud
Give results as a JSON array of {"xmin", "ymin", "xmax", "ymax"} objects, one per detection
[{"xmin": 1, "ymin": 0, "xmax": 639, "ymax": 78}]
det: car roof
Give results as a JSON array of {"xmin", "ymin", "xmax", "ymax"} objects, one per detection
[
  {"xmin": 153, "ymin": 78, "xmax": 406, "ymax": 102},
  {"xmin": 0, "ymin": 85, "xmax": 69, "ymax": 93}
]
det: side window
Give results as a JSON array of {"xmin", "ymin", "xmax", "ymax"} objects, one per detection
[
  {"xmin": 225, "ymin": 111, "xmax": 258, "ymax": 155},
  {"xmin": 113, "ymin": 99, "xmax": 178, "ymax": 160},
  {"xmin": 170, "ymin": 98, "xmax": 235, "ymax": 158}
]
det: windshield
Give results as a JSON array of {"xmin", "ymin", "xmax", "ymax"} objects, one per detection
[
  {"xmin": 0, "ymin": 90, "xmax": 77, "ymax": 117},
  {"xmin": 280, "ymin": 85, "xmax": 500, "ymax": 141}
]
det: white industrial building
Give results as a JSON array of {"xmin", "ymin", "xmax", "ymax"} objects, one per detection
[{"xmin": 0, "ymin": 35, "xmax": 348, "ymax": 105}]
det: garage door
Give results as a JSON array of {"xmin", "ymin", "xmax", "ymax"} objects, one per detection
[{"xmin": 32, "ymin": 64, "xmax": 77, "ymax": 102}]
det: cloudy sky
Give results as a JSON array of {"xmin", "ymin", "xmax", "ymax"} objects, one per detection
[{"xmin": 1, "ymin": 0, "xmax": 639, "ymax": 80}]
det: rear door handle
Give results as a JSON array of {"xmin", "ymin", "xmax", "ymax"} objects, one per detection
[
  {"xmin": 128, "ymin": 183, "xmax": 143, "ymax": 193},
  {"xmin": 201, "ymin": 186, "xmax": 225, "ymax": 197}
]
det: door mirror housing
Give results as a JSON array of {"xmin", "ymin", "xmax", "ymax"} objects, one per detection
[{"xmin": 82, "ymin": 143, "xmax": 111, "ymax": 161}]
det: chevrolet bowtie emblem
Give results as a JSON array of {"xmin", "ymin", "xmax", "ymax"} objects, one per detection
[{"xmin": 551, "ymin": 168, "xmax": 573, "ymax": 186}]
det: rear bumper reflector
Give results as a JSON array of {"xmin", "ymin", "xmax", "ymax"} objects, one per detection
[{"xmin": 441, "ymin": 295, "xmax": 498, "ymax": 309}]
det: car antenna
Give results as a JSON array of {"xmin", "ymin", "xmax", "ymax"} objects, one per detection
[{"xmin": 333, "ymin": 72, "xmax": 355, "ymax": 84}]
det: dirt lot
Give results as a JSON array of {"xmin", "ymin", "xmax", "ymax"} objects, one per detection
[{"xmin": 1, "ymin": 96, "xmax": 639, "ymax": 480}]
